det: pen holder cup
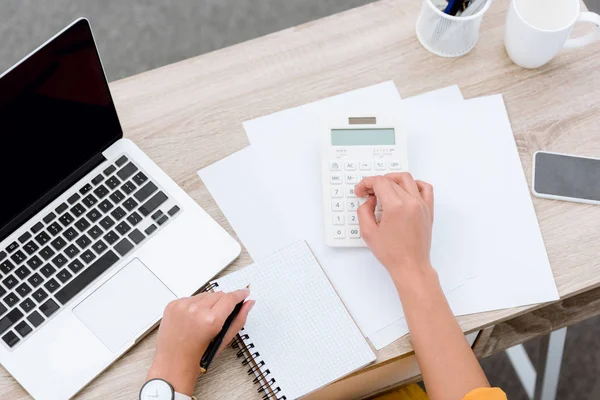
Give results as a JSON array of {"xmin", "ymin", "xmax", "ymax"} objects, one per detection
[{"xmin": 416, "ymin": 0, "xmax": 492, "ymax": 57}]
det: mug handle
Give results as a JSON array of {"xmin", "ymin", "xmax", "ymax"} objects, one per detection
[{"xmin": 565, "ymin": 12, "xmax": 600, "ymax": 49}]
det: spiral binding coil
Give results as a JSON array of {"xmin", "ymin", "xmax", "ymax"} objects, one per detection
[{"xmin": 203, "ymin": 282, "xmax": 287, "ymax": 399}]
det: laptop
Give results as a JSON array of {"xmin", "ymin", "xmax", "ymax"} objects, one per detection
[{"xmin": 0, "ymin": 19, "xmax": 241, "ymax": 399}]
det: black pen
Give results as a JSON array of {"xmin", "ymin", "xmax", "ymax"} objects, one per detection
[{"xmin": 200, "ymin": 286, "xmax": 249, "ymax": 373}]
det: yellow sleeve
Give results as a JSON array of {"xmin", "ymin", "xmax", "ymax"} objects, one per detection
[{"xmin": 462, "ymin": 387, "xmax": 507, "ymax": 400}]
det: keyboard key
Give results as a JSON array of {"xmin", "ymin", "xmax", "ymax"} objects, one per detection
[
  {"xmin": 32, "ymin": 288, "xmax": 48, "ymax": 303},
  {"xmin": 26, "ymin": 256, "xmax": 42, "ymax": 270},
  {"xmin": 40, "ymin": 265, "xmax": 56, "ymax": 278},
  {"xmin": 47, "ymin": 222, "xmax": 63, "ymax": 236},
  {"xmin": 330, "ymin": 173, "xmax": 343, "ymax": 184},
  {"xmin": 44, "ymin": 279, "xmax": 59, "ymax": 293},
  {"xmin": 92, "ymin": 240, "xmax": 108, "ymax": 255},
  {"xmin": 105, "ymin": 176, "xmax": 120, "ymax": 189},
  {"xmin": 81, "ymin": 250, "xmax": 96, "ymax": 264},
  {"xmin": 64, "ymin": 244, "xmax": 80, "ymax": 259},
  {"xmin": 346, "ymin": 199, "xmax": 359, "ymax": 211},
  {"xmin": 86, "ymin": 209, "xmax": 102, "ymax": 223},
  {"xmin": 151, "ymin": 210, "xmax": 163, "ymax": 221},
  {"xmin": 4, "ymin": 293, "xmax": 19, "ymax": 307},
  {"xmin": 389, "ymin": 161, "xmax": 402, "ymax": 170},
  {"xmin": 111, "ymin": 206, "xmax": 127, "ymax": 221},
  {"xmin": 50, "ymin": 237, "xmax": 67, "ymax": 251},
  {"xmin": 51, "ymin": 254, "xmax": 67, "ymax": 268},
  {"xmin": 0, "ymin": 303, "xmax": 5, "ymax": 316},
  {"xmin": 68, "ymin": 260, "xmax": 85, "ymax": 274},
  {"xmin": 0, "ymin": 309, "xmax": 23, "ymax": 335},
  {"xmin": 123, "ymin": 198, "xmax": 138, "ymax": 211},
  {"xmin": 0, "ymin": 286, "xmax": 5, "ymax": 298},
  {"xmin": 11, "ymin": 250, "xmax": 26, "ymax": 264},
  {"xmin": 80, "ymin": 184, "xmax": 93, "ymax": 195},
  {"xmin": 92, "ymin": 174, "xmax": 104, "ymax": 185},
  {"xmin": 99, "ymin": 216, "xmax": 115, "ymax": 229},
  {"xmin": 15, "ymin": 283, "xmax": 31, "ymax": 297},
  {"xmin": 0, "ymin": 251, "xmax": 6, "ymax": 262},
  {"xmin": 88, "ymin": 226, "xmax": 103, "ymax": 240},
  {"xmin": 56, "ymin": 269, "xmax": 72, "ymax": 283},
  {"xmin": 121, "ymin": 181, "xmax": 136, "ymax": 195},
  {"xmin": 98, "ymin": 200, "xmax": 114, "ymax": 213},
  {"xmin": 115, "ymin": 238, "xmax": 134, "ymax": 257},
  {"xmin": 20, "ymin": 298, "xmax": 36, "ymax": 313},
  {"xmin": 43, "ymin": 212, "xmax": 56, "ymax": 224},
  {"xmin": 2, "ymin": 331, "xmax": 19, "ymax": 347},
  {"xmin": 27, "ymin": 273, "xmax": 43, "ymax": 288},
  {"xmin": 0, "ymin": 260, "xmax": 15, "ymax": 274},
  {"xmin": 134, "ymin": 181, "xmax": 157, "ymax": 202},
  {"xmin": 74, "ymin": 218, "xmax": 91, "ymax": 232},
  {"xmin": 375, "ymin": 161, "xmax": 386, "ymax": 170},
  {"xmin": 132, "ymin": 172, "xmax": 148, "ymax": 185},
  {"xmin": 128, "ymin": 229, "xmax": 145, "ymax": 245},
  {"xmin": 58, "ymin": 212, "xmax": 74, "ymax": 227},
  {"xmin": 23, "ymin": 240, "xmax": 39, "ymax": 255},
  {"xmin": 70, "ymin": 204, "xmax": 86, "ymax": 217},
  {"xmin": 139, "ymin": 192, "xmax": 168, "ymax": 216},
  {"xmin": 15, "ymin": 321, "xmax": 32, "ymax": 338},
  {"xmin": 332, "ymin": 215, "xmax": 345, "ymax": 225},
  {"xmin": 15, "ymin": 266, "xmax": 31, "ymax": 279},
  {"xmin": 104, "ymin": 165, "xmax": 117, "ymax": 176},
  {"xmin": 55, "ymin": 203, "xmax": 68, "ymax": 215},
  {"xmin": 117, "ymin": 162, "xmax": 138, "ymax": 180},
  {"xmin": 329, "ymin": 161, "xmax": 341, "ymax": 171},
  {"xmin": 157, "ymin": 215, "xmax": 168, "ymax": 226},
  {"xmin": 104, "ymin": 231, "xmax": 120, "ymax": 245},
  {"xmin": 331, "ymin": 200, "xmax": 344, "ymax": 212},
  {"xmin": 6, "ymin": 241, "xmax": 19, "ymax": 253},
  {"xmin": 116, "ymin": 155, "xmax": 128, "ymax": 167},
  {"xmin": 144, "ymin": 225, "xmax": 157, "ymax": 235},
  {"xmin": 109, "ymin": 189, "xmax": 125, "ymax": 204},
  {"xmin": 39, "ymin": 246, "xmax": 55, "ymax": 261},
  {"xmin": 63, "ymin": 227, "xmax": 79, "ymax": 242},
  {"xmin": 348, "ymin": 212, "xmax": 359, "ymax": 225},
  {"xmin": 333, "ymin": 227, "xmax": 345, "ymax": 239},
  {"xmin": 27, "ymin": 311, "xmax": 44, "ymax": 327},
  {"xmin": 82, "ymin": 194, "xmax": 98, "ymax": 208},
  {"xmin": 31, "ymin": 222, "xmax": 44, "ymax": 234},
  {"xmin": 115, "ymin": 222, "xmax": 131, "ymax": 235},
  {"xmin": 127, "ymin": 212, "xmax": 143, "ymax": 226},
  {"xmin": 168, "ymin": 206, "xmax": 180, "ymax": 216},
  {"xmin": 2, "ymin": 275, "xmax": 17, "ymax": 290},
  {"xmin": 35, "ymin": 231, "xmax": 51, "ymax": 245},
  {"xmin": 67, "ymin": 193, "xmax": 81, "ymax": 205},
  {"xmin": 18, "ymin": 232, "xmax": 32, "ymax": 244},
  {"xmin": 40, "ymin": 299, "xmax": 59, "ymax": 317},
  {"xmin": 75, "ymin": 235, "xmax": 92, "ymax": 249},
  {"xmin": 55, "ymin": 251, "xmax": 119, "ymax": 305},
  {"xmin": 93, "ymin": 185, "xmax": 109, "ymax": 199},
  {"xmin": 359, "ymin": 161, "xmax": 372, "ymax": 170}
]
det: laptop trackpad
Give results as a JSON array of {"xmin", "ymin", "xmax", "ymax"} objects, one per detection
[{"xmin": 73, "ymin": 258, "xmax": 176, "ymax": 353}]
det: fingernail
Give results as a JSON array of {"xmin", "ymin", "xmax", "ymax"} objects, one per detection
[{"xmin": 249, "ymin": 300, "xmax": 256, "ymax": 311}]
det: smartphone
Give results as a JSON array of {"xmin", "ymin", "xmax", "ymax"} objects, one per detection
[{"xmin": 532, "ymin": 151, "xmax": 600, "ymax": 205}]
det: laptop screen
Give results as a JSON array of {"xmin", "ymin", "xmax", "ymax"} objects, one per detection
[{"xmin": 0, "ymin": 19, "xmax": 122, "ymax": 238}]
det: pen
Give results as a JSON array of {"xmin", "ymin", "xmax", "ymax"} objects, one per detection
[
  {"xmin": 200, "ymin": 285, "xmax": 250, "ymax": 373},
  {"xmin": 444, "ymin": 0, "xmax": 467, "ymax": 16}
]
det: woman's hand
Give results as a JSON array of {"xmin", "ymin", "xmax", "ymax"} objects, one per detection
[{"xmin": 146, "ymin": 289, "xmax": 254, "ymax": 396}]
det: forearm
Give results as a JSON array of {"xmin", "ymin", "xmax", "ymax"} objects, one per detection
[{"xmin": 392, "ymin": 266, "xmax": 489, "ymax": 400}]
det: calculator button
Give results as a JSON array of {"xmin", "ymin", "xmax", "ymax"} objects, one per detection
[
  {"xmin": 345, "ymin": 174, "xmax": 358, "ymax": 184},
  {"xmin": 375, "ymin": 161, "xmax": 386, "ymax": 170},
  {"xmin": 345, "ymin": 186, "xmax": 356, "ymax": 198},
  {"xmin": 346, "ymin": 199, "xmax": 359, "ymax": 211},
  {"xmin": 331, "ymin": 200, "xmax": 344, "ymax": 212},
  {"xmin": 348, "ymin": 212, "xmax": 359, "ymax": 225},
  {"xmin": 330, "ymin": 173, "xmax": 343, "ymax": 185},
  {"xmin": 333, "ymin": 228, "xmax": 345, "ymax": 239},
  {"xmin": 359, "ymin": 162, "xmax": 372, "ymax": 170},
  {"xmin": 348, "ymin": 228, "xmax": 361, "ymax": 239},
  {"xmin": 330, "ymin": 187, "xmax": 343, "ymax": 198},
  {"xmin": 389, "ymin": 161, "xmax": 402, "ymax": 170},
  {"xmin": 329, "ymin": 161, "xmax": 341, "ymax": 171},
  {"xmin": 344, "ymin": 161, "xmax": 356, "ymax": 171},
  {"xmin": 359, "ymin": 173, "xmax": 371, "ymax": 181},
  {"xmin": 332, "ymin": 215, "xmax": 345, "ymax": 225}
]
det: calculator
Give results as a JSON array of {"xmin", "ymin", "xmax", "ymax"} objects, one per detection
[{"xmin": 321, "ymin": 115, "xmax": 408, "ymax": 247}]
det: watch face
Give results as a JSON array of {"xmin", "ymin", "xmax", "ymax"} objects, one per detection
[{"xmin": 140, "ymin": 379, "xmax": 174, "ymax": 400}]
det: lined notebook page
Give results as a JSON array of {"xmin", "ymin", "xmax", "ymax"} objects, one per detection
[{"xmin": 214, "ymin": 241, "xmax": 375, "ymax": 399}]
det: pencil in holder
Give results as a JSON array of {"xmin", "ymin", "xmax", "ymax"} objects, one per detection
[{"xmin": 416, "ymin": 0, "xmax": 492, "ymax": 57}]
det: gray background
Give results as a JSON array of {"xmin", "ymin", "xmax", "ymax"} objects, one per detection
[{"xmin": 2, "ymin": 0, "xmax": 600, "ymax": 399}]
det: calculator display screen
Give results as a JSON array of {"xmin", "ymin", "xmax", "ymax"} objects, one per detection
[{"xmin": 331, "ymin": 128, "xmax": 395, "ymax": 146}]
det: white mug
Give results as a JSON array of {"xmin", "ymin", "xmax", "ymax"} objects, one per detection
[{"xmin": 505, "ymin": 0, "xmax": 600, "ymax": 69}]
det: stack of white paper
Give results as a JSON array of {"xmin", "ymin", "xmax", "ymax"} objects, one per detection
[{"xmin": 198, "ymin": 82, "xmax": 559, "ymax": 350}]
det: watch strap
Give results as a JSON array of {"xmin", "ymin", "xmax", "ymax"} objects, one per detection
[{"xmin": 174, "ymin": 393, "xmax": 195, "ymax": 400}]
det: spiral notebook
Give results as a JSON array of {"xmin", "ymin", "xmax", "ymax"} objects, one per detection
[{"xmin": 206, "ymin": 241, "xmax": 376, "ymax": 399}]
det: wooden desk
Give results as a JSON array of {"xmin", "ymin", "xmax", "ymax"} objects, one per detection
[{"xmin": 3, "ymin": 0, "xmax": 600, "ymax": 398}]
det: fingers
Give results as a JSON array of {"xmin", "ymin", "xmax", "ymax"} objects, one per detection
[
  {"xmin": 355, "ymin": 176, "xmax": 405, "ymax": 205},
  {"xmin": 211, "ymin": 288, "xmax": 251, "ymax": 324},
  {"xmin": 217, "ymin": 300, "xmax": 255, "ymax": 355},
  {"xmin": 416, "ymin": 180, "xmax": 434, "ymax": 221},
  {"xmin": 357, "ymin": 195, "xmax": 377, "ymax": 237},
  {"xmin": 384, "ymin": 173, "xmax": 420, "ymax": 197},
  {"xmin": 189, "ymin": 291, "xmax": 225, "ymax": 308}
]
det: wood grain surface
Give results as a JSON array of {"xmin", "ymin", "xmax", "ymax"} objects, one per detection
[{"xmin": 2, "ymin": 0, "xmax": 600, "ymax": 398}]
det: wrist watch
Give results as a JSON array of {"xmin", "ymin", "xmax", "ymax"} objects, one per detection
[{"xmin": 139, "ymin": 378, "xmax": 196, "ymax": 400}]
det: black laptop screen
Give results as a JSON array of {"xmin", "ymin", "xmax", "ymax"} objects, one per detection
[{"xmin": 0, "ymin": 20, "xmax": 122, "ymax": 236}]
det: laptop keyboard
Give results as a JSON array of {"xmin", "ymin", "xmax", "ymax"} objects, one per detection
[{"xmin": 0, "ymin": 155, "xmax": 181, "ymax": 349}]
